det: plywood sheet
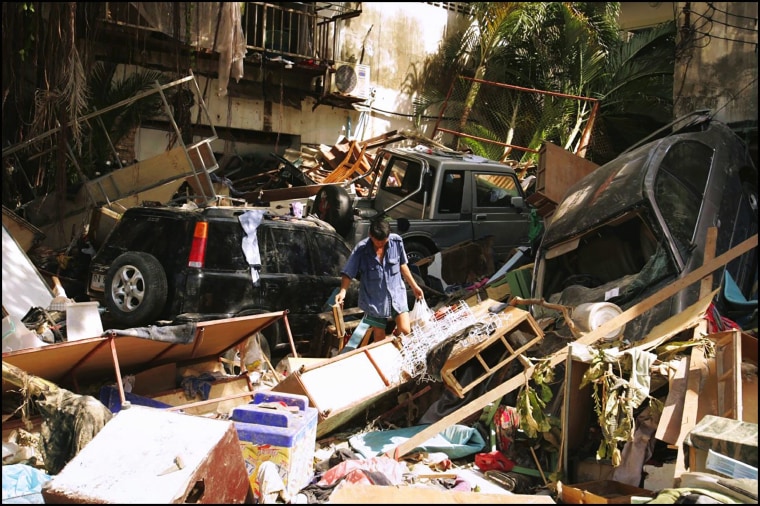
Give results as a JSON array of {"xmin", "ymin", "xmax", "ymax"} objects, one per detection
[
  {"xmin": 2, "ymin": 224, "xmax": 53, "ymax": 321},
  {"xmin": 328, "ymin": 483, "xmax": 555, "ymax": 504}
]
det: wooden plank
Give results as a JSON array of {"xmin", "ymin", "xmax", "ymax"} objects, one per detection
[
  {"xmin": 384, "ymin": 234, "xmax": 757, "ymax": 459},
  {"xmin": 673, "ymin": 225, "xmax": 719, "ymax": 481},
  {"xmin": 699, "ymin": 227, "xmax": 718, "ymax": 296},
  {"xmin": 708, "ymin": 330, "xmax": 742, "ymax": 419},
  {"xmin": 655, "ymin": 356, "xmax": 689, "ymax": 444},
  {"xmin": 675, "ymin": 321, "xmax": 708, "ymax": 485},
  {"xmin": 328, "ymin": 483, "xmax": 556, "ymax": 504}
]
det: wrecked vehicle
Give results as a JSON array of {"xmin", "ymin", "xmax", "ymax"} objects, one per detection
[
  {"xmin": 531, "ymin": 113, "xmax": 758, "ymax": 337},
  {"xmin": 311, "ymin": 146, "xmax": 541, "ymax": 265},
  {"xmin": 530, "ymin": 112, "xmax": 758, "ymax": 341},
  {"xmin": 86, "ymin": 205, "xmax": 360, "ymax": 359}
]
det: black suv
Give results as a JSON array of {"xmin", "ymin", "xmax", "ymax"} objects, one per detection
[{"xmin": 86, "ymin": 205, "xmax": 359, "ymax": 359}]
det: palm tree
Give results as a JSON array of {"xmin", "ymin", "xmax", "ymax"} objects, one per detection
[
  {"xmin": 408, "ymin": 2, "xmax": 674, "ymax": 165},
  {"xmin": 81, "ymin": 62, "xmax": 171, "ymax": 178},
  {"xmin": 454, "ymin": 2, "xmax": 544, "ymax": 150}
]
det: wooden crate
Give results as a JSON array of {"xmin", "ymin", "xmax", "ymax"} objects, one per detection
[{"xmin": 439, "ymin": 307, "xmax": 543, "ymax": 398}]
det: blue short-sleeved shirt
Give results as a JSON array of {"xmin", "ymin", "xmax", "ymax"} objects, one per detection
[{"xmin": 342, "ymin": 233, "xmax": 410, "ymax": 319}]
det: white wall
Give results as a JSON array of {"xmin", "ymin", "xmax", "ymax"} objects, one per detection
[{"xmin": 130, "ymin": 3, "xmax": 466, "ymax": 158}]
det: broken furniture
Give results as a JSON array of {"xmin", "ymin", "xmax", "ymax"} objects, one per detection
[
  {"xmin": 439, "ymin": 306, "xmax": 543, "ymax": 399},
  {"xmin": 526, "ymin": 141, "xmax": 599, "ymax": 218},
  {"xmin": 42, "ymin": 405, "xmax": 253, "ymax": 504},
  {"xmin": 310, "ymin": 306, "xmax": 369, "ymax": 357},
  {"xmin": 2, "ymin": 312, "xmax": 289, "ymax": 415},
  {"xmin": 272, "ymin": 337, "xmax": 409, "ymax": 438}
]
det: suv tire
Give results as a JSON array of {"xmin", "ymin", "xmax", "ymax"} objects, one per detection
[
  {"xmin": 313, "ymin": 185, "xmax": 353, "ymax": 237},
  {"xmin": 105, "ymin": 252, "xmax": 168, "ymax": 327}
]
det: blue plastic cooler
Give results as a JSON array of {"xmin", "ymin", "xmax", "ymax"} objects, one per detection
[{"xmin": 232, "ymin": 391, "xmax": 317, "ymax": 499}]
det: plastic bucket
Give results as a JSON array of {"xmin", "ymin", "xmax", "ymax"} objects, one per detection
[
  {"xmin": 571, "ymin": 302, "xmax": 625, "ymax": 341},
  {"xmin": 66, "ymin": 302, "xmax": 104, "ymax": 341}
]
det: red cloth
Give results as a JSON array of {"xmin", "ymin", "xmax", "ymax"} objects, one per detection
[{"xmin": 475, "ymin": 450, "xmax": 514, "ymax": 472}]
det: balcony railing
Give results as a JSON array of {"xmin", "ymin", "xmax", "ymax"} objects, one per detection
[{"xmin": 102, "ymin": 2, "xmax": 362, "ymax": 64}]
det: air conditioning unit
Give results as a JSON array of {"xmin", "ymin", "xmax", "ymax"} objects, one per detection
[{"xmin": 331, "ymin": 62, "xmax": 371, "ymax": 100}]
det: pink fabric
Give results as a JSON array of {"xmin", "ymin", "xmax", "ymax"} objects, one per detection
[{"xmin": 317, "ymin": 456, "xmax": 407, "ymax": 487}]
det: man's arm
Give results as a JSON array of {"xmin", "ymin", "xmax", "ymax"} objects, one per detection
[
  {"xmin": 400, "ymin": 264, "xmax": 424, "ymax": 300},
  {"xmin": 334, "ymin": 274, "xmax": 352, "ymax": 305}
]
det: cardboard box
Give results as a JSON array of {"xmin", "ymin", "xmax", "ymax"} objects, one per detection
[
  {"xmin": 559, "ymin": 480, "xmax": 655, "ymax": 504},
  {"xmin": 232, "ymin": 392, "xmax": 317, "ymax": 500}
]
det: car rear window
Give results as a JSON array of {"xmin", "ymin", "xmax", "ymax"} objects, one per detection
[
  {"xmin": 107, "ymin": 213, "xmax": 191, "ymax": 259},
  {"xmin": 205, "ymin": 219, "xmax": 248, "ymax": 270}
]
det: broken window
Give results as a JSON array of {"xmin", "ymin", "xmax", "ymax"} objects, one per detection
[{"xmin": 654, "ymin": 140, "xmax": 712, "ymax": 262}]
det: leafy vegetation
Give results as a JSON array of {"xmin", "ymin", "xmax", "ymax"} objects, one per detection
[{"xmin": 404, "ymin": 2, "xmax": 676, "ymax": 165}]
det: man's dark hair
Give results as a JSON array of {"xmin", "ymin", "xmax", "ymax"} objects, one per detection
[{"xmin": 369, "ymin": 218, "xmax": 391, "ymax": 240}]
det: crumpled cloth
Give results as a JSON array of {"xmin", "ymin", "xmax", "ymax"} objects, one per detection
[
  {"xmin": 181, "ymin": 372, "xmax": 224, "ymax": 400},
  {"xmin": 317, "ymin": 456, "xmax": 407, "ymax": 487},
  {"xmin": 105, "ymin": 322, "xmax": 197, "ymax": 344},
  {"xmin": 348, "ymin": 424, "xmax": 486, "ymax": 460}
]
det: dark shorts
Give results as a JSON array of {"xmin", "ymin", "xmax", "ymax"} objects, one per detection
[{"xmin": 363, "ymin": 314, "xmax": 388, "ymax": 329}]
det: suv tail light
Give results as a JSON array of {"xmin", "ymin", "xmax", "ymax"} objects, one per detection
[{"xmin": 188, "ymin": 222, "xmax": 208, "ymax": 268}]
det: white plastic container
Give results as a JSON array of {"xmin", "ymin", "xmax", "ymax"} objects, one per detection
[
  {"xmin": 66, "ymin": 301, "xmax": 104, "ymax": 341},
  {"xmin": 571, "ymin": 302, "xmax": 625, "ymax": 341},
  {"xmin": 2, "ymin": 314, "xmax": 46, "ymax": 352}
]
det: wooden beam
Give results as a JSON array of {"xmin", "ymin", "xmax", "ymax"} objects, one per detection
[{"xmin": 384, "ymin": 233, "xmax": 758, "ymax": 459}]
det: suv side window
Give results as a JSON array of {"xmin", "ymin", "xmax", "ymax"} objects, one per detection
[
  {"xmin": 259, "ymin": 226, "xmax": 312, "ymax": 274},
  {"xmin": 474, "ymin": 172, "xmax": 520, "ymax": 207},
  {"xmin": 655, "ymin": 140, "xmax": 713, "ymax": 260},
  {"xmin": 312, "ymin": 231, "xmax": 351, "ymax": 276}
]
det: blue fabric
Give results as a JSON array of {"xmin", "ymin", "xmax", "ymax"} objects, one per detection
[
  {"xmin": 348, "ymin": 424, "xmax": 486, "ymax": 460},
  {"xmin": 2, "ymin": 464, "xmax": 51, "ymax": 504},
  {"xmin": 341, "ymin": 233, "xmax": 410, "ymax": 319}
]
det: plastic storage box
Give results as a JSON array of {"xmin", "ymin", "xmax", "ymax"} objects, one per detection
[{"xmin": 232, "ymin": 391, "xmax": 317, "ymax": 500}]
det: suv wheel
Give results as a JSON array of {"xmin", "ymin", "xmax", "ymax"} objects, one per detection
[{"xmin": 105, "ymin": 252, "xmax": 168, "ymax": 327}]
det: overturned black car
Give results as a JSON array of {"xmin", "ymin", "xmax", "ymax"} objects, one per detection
[{"xmin": 530, "ymin": 111, "xmax": 758, "ymax": 341}]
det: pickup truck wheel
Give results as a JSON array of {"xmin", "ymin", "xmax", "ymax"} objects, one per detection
[
  {"xmin": 313, "ymin": 185, "xmax": 353, "ymax": 237},
  {"xmin": 405, "ymin": 241, "xmax": 433, "ymax": 266},
  {"xmin": 105, "ymin": 252, "xmax": 167, "ymax": 327}
]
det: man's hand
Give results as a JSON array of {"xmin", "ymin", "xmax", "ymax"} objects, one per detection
[{"xmin": 334, "ymin": 288, "xmax": 346, "ymax": 306}]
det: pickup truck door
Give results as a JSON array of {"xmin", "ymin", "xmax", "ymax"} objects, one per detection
[{"xmin": 471, "ymin": 171, "xmax": 532, "ymax": 260}]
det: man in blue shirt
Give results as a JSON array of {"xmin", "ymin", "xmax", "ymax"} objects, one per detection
[{"xmin": 334, "ymin": 218, "xmax": 424, "ymax": 345}]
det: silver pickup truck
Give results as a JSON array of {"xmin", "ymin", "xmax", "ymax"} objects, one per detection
[{"xmin": 311, "ymin": 146, "xmax": 541, "ymax": 265}]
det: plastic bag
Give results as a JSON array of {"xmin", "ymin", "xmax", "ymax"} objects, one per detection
[{"xmin": 409, "ymin": 297, "xmax": 434, "ymax": 327}]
